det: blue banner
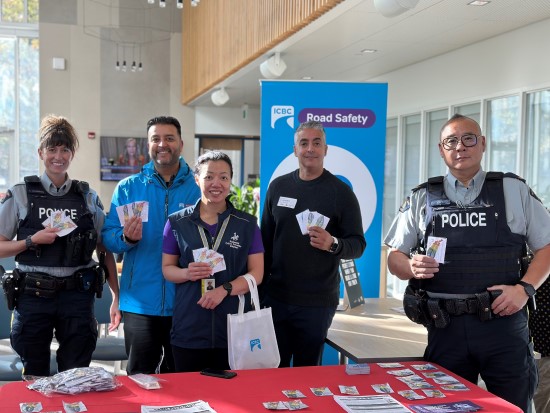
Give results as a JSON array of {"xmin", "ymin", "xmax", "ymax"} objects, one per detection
[{"xmin": 260, "ymin": 80, "xmax": 387, "ymax": 298}]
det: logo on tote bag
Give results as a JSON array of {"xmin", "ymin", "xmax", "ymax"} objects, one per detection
[{"xmin": 250, "ymin": 338, "xmax": 262, "ymax": 351}]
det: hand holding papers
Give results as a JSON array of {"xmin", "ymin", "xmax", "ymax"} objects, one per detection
[
  {"xmin": 296, "ymin": 209, "xmax": 329, "ymax": 235},
  {"xmin": 193, "ymin": 248, "xmax": 226, "ymax": 275},
  {"xmin": 116, "ymin": 201, "xmax": 149, "ymax": 226},
  {"xmin": 42, "ymin": 210, "xmax": 77, "ymax": 237}
]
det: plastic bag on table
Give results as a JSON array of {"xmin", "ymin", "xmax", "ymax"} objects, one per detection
[{"xmin": 26, "ymin": 366, "xmax": 120, "ymax": 396}]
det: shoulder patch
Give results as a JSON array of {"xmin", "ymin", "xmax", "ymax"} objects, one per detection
[
  {"xmin": 528, "ymin": 187, "xmax": 543, "ymax": 203},
  {"xmin": 399, "ymin": 196, "xmax": 411, "ymax": 213},
  {"xmin": 96, "ymin": 196, "xmax": 104, "ymax": 211},
  {"xmin": 0, "ymin": 189, "xmax": 12, "ymax": 204}
]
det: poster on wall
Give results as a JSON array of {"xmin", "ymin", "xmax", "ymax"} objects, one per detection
[
  {"xmin": 100, "ymin": 136, "xmax": 149, "ymax": 181},
  {"xmin": 260, "ymin": 80, "xmax": 387, "ymax": 298}
]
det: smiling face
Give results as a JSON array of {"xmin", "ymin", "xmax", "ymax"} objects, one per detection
[
  {"xmin": 147, "ymin": 123, "xmax": 183, "ymax": 170},
  {"xmin": 195, "ymin": 160, "xmax": 232, "ymax": 206},
  {"xmin": 294, "ymin": 127, "xmax": 327, "ymax": 179},
  {"xmin": 38, "ymin": 145, "xmax": 74, "ymax": 183},
  {"xmin": 439, "ymin": 117, "xmax": 486, "ymax": 182}
]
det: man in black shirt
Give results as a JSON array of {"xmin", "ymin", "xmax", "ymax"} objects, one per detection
[{"xmin": 261, "ymin": 121, "xmax": 366, "ymax": 367}]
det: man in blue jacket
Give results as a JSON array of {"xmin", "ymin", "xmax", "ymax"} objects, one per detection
[{"xmin": 102, "ymin": 116, "xmax": 200, "ymax": 374}]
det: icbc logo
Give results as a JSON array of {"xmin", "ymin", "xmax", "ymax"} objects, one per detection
[{"xmin": 271, "ymin": 106, "xmax": 294, "ymax": 128}]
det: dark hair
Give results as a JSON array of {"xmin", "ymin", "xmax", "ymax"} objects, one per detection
[
  {"xmin": 294, "ymin": 121, "xmax": 326, "ymax": 145},
  {"xmin": 38, "ymin": 114, "xmax": 79, "ymax": 153},
  {"xmin": 194, "ymin": 150, "xmax": 233, "ymax": 178},
  {"xmin": 146, "ymin": 116, "xmax": 181, "ymax": 137},
  {"xmin": 440, "ymin": 114, "xmax": 481, "ymax": 137}
]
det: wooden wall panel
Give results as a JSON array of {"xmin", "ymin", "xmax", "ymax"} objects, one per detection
[{"xmin": 181, "ymin": 0, "xmax": 343, "ymax": 105}]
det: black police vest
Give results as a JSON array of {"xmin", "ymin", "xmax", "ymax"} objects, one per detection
[
  {"xmin": 414, "ymin": 172, "xmax": 526, "ymax": 294},
  {"xmin": 16, "ymin": 176, "xmax": 97, "ymax": 267}
]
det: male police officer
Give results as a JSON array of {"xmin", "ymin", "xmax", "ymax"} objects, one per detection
[{"xmin": 384, "ymin": 114, "xmax": 550, "ymax": 412}]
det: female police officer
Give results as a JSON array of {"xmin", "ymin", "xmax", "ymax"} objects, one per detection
[{"xmin": 0, "ymin": 114, "xmax": 120, "ymax": 377}]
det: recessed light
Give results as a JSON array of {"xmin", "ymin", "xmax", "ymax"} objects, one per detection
[
  {"xmin": 360, "ymin": 49, "xmax": 377, "ymax": 54},
  {"xmin": 468, "ymin": 1, "xmax": 490, "ymax": 6},
  {"xmin": 302, "ymin": 76, "xmax": 313, "ymax": 80}
]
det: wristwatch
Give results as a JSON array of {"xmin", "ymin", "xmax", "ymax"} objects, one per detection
[
  {"xmin": 223, "ymin": 282, "xmax": 233, "ymax": 297},
  {"xmin": 329, "ymin": 236, "xmax": 339, "ymax": 253},
  {"xmin": 517, "ymin": 281, "xmax": 536, "ymax": 298},
  {"xmin": 25, "ymin": 235, "xmax": 37, "ymax": 250}
]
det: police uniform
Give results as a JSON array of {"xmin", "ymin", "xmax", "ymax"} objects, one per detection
[
  {"xmin": 0, "ymin": 173, "xmax": 106, "ymax": 377},
  {"xmin": 384, "ymin": 168, "xmax": 550, "ymax": 413}
]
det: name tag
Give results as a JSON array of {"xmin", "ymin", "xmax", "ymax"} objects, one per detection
[{"xmin": 277, "ymin": 196, "xmax": 297, "ymax": 209}]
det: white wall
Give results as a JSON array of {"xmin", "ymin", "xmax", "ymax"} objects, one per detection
[
  {"xmin": 195, "ymin": 107, "xmax": 261, "ymax": 137},
  {"xmin": 375, "ymin": 18, "xmax": 550, "ymax": 116}
]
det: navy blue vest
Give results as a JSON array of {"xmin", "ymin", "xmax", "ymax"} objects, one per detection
[
  {"xmin": 16, "ymin": 176, "xmax": 96, "ymax": 267},
  {"xmin": 412, "ymin": 172, "xmax": 526, "ymax": 294}
]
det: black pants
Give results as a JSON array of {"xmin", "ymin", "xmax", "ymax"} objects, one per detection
[
  {"xmin": 172, "ymin": 346, "xmax": 230, "ymax": 372},
  {"xmin": 424, "ymin": 311, "xmax": 537, "ymax": 413},
  {"xmin": 11, "ymin": 289, "xmax": 96, "ymax": 377},
  {"xmin": 264, "ymin": 296, "xmax": 336, "ymax": 368},
  {"xmin": 123, "ymin": 312, "xmax": 174, "ymax": 375}
]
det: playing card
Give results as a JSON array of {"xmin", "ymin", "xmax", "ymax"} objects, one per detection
[
  {"xmin": 282, "ymin": 390, "xmax": 306, "ymax": 399},
  {"xmin": 426, "ymin": 236, "xmax": 446, "ymax": 263},
  {"xmin": 371, "ymin": 383, "xmax": 394, "ymax": 393},
  {"xmin": 338, "ymin": 385, "xmax": 359, "ymax": 395},
  {"xmin": 116, "ymin": 201, "xmax": 149, "ymax": 226},
  {"xmin": 310, "ymin": 387, "xmax": 333, "ymax": 396},
  {"xmin": 193, "ymin": 248, "xmax": 226, "ymax": 274}
]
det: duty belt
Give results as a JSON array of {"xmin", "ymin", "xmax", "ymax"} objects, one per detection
[
  {"xmin": 427, "ymin": 291, "xmax": 497, "ymax": 317},
  {"xmin": 23, "ymin": 272, "xmax": 80, "ymax": 297}
]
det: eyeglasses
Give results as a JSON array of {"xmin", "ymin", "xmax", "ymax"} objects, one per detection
[{"xmin": 440, "ymin": 134, "xmax": 479, "ymax": 150}]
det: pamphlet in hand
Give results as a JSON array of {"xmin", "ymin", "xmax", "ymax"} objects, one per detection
[
  {"xmin": 116, "ymin": 201, "xmax": 149, "ymax": 226},
  {"xmin": 42, "ymin": 210, "xmax": 77, "ymax": 237}
]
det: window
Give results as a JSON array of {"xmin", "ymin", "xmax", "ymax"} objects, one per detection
[
  {"xmin": 525, "ymin": 90, "xmax": 550, "ymax": 206},
  {"xmin": 402, "ymin": 114, "xmax": 421, "ymax": 199},
  {"xmin": 426, "ymin": 109, "xmax": 448, "ymax": 178},
  {"xmin": 0, "ymin": 0, "xmax": 39, "ymax": 194},
  {"xmin": 382, "ymin": 117, "xmax": 398, "ymax": 238},
  {"xmin": 486, "ymin": 96, "xmax": 520, "ymax": 172}
]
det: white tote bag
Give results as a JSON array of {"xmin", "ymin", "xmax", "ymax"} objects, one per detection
[{"xmin": 227, "ymin": 274, "xmax": 280, "ymax": 370}]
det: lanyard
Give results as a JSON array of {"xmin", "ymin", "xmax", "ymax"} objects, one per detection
[{"xmin": 198, "ymin": 215, "xmax": 231, "ymax": 252}]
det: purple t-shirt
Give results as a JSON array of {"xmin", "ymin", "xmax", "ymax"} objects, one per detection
[{"xmin": 162, "ymin": 219, "xmax": 264, "ymax": 256}]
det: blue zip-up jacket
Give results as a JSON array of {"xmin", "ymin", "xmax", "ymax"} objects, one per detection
[{"xmin": 102, "ymin": 158, "xmax": 200, "ymax": 316}]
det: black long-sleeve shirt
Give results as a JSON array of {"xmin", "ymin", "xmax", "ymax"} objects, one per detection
[{"xmin": 261, "ymin": 169, "xmax": 366, "ymax": 307}]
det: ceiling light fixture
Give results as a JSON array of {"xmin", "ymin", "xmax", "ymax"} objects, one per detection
[
  {"xmin": 260, "ymin": 52, "xmax": 287, "ymax": 79},
  {"xmin": 467, "ymin": 0, "xmax": 490, "ymax": 5},
  {"xmin": 374, "ymin": 0, "xmax": 419, "ymax": 18},
  {"xmin": 360, "ymin": 49, "xmax": 377, "ymax": 54},
  {"xmin": 211, "ymin": 87, "xmax": 230, "ymax": 106}
]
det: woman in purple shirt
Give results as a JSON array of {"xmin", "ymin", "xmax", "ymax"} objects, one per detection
[{"xmin": 162, "ymin": 150, "xmax": 264, "ymax": 372}]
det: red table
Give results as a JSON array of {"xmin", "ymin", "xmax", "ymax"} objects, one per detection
[{"xmin": 0, "ymin": 362, "xmax": 521, "ymax": 412}]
